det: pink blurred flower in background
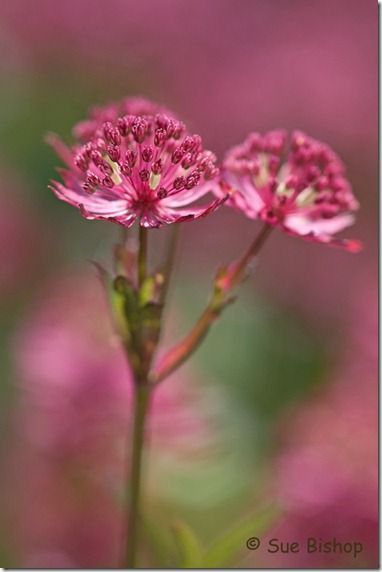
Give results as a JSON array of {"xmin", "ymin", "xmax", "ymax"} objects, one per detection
[
  {"xmin": 6, "ymin": 271, "xmax": 220, "ymax": 568},
  {"xmin": 253, "ymin": 279, "xmax": 378, "ymax": 569},
  {"xmin": 269, "ymin": 378, "xmax": 378, "ymax": 568},
  {"xmin": 48, "ymin": 99, "xmax": 223, "ymax": 228},
  {"xmin": 221, "ymin": 131, "xmax": 361, "ymax": 251}
]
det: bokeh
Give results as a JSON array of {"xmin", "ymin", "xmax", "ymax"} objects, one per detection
[{"xmin": 0, "ymin": 0, "xmax": 377, "ymax": 568}]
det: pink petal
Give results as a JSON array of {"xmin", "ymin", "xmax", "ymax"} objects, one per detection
[
  {"xmin": 80, "ymin": 208, "xmax": 137, "ymax": 228},
  {"xmin": 284, "ymin": 213, "xmax": 355, "ymax": 236},
  {"xmin": 161, "ymin": 182, "xmax": 219, "ymax": 208},
  {"xmin": 155, "ymin": 196, "xmax": 226, "ymax": 225},
  {"xmin": 46, "ymin": 133, "xmax": 76, "ymax": 169},
  {"xmin": 224, "ymin": 173, "xmax": 264, "ymax": 218},
  {"xmin": 140, "ymin": 211, "xmax": 162, "ymax": 228},
  {"xmin": 50, "ymin": 182, "xmax": 130, "ymax": 218},
  {"xmin": 282, "ymin": 225, "xmax": 362, "ymax": 252}
]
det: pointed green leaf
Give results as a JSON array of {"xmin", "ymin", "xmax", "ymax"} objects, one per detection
[
  {"xmin": 172, "ymin": 520, "xmax": 203, "ymax": 568},
  {"xmin": 139, "ymin": 272, "xmax": 165, "ymax": 306},
  {"xmin": 202, "ymin": 504, "xmax": 280, "ymax": 568},
  {"xmin": 91, "ymin": 265, "xmax": 131, "ymax": 342},
  {"xmin": 110, "ymin": 276, "xmax": 136, "ymax": 340}
]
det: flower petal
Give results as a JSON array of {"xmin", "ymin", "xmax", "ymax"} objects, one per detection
[
  {"xmin": 140, "ymin": 211, "xmax": 162, "ymax": 228},
  {"xmin": 79, "ymin": 207, "xmax": 137, "ymax": 228},
  {"xmin": 50, "ymin": 181, "xmax": 130, "ymax": 218},
  {"xmin": 154, "ymin": 196, "xmax": 227, "ymax": 225},
  {"xmin": 161, "ymin": 182, "xmax": 219, "ymax": 207},
  {"xmin": 282, "ymin": 224, "xmax": 362, "ymax": 252},
  {"xmin": 224, "ymin": 173, "xmax": 264, "ymax": 218},
  {"xmin": 46, "ymin": 134, "xmax": 76, "ymax": 169},
  {"xmin": 284, "ymin": 213, "xmax": 355, "ymax": 236}
]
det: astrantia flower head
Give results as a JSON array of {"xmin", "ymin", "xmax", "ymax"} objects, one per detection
[
  {"xmin": 221, "ymin": 130, "xmax": 361, "ymax": 251},
  {"xmin": 48, "ymin": 98, "xmax": 224, "ymax": 228}
]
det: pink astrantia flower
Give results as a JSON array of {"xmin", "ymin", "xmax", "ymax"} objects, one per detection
[
  {"xmin": 221, "ymin": 130, "xmax": 361, "ymax": 251},
  {"xmin": 48, "ymin": 98, "xmax": 224, "ymax": 228}
]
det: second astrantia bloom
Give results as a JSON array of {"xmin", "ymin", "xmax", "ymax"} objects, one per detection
[
  {"xmin": 48, "ymin": 98, "xmax": 224, "ymax": 228},
  {"xmin": 221, "ymin": 130, "xmax": 361, "ymax": 251}
]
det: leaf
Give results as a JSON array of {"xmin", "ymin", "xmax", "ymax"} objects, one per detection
[
  {"xmin": 90, "ymin": 259, "xmax": 109, "ymax": 283},
  {"xmin": 91, "ymin": 263, "xmax": 131, "ymax": 342},
  {"xmin": 202, "ymin": 504, "xmax": 280, "ymax": 568},
  {"xmin": 140, "ymin": 302, "xmax": 162, "ymax": 326},
  {"xmin": 171, "ymin": 520, "xmax": 203, "ymax": 568},
  {"xmin": 139, "ymin": 272, "xmax": 165, "ymax": 306},
  {"xmin": 110, "ymin": 276, "xmax": 136, "ymax": 341}
]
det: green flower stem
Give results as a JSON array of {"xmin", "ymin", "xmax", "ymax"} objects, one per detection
[
  {"xmin": 151, "ymin": 223, "xmax": 272, "ymax": 385},
  {"xmin": 159, "ymin": 224, "xmax": 180, "ymax": 305},
  {"xmin": 124, "ymin": 224, "xmax": 151, "ymax": 569},
  {"xmin": 222, "ymin": 223, "xmax": 273, "ymax": 290},
  {"xmin": 124, "ymin": 382, "xmax": 151, "ymax": 569},
  {"xmin": 138, "ymin": 226, "xmax": 148, "ymax": 288},
  {"xmin": 151, "ymin": 300, "xmax": 222, "ymax": 385}
]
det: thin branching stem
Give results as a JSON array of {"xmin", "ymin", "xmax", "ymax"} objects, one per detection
[{"xmin": 151, "ymin": 224, "xmax": 272, "ymax": 384}]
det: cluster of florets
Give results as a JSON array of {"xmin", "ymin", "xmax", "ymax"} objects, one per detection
[
  {"xmin": 75, "ymin": 115, "xmax": 217, "ymax": 196},
  {"xmin": 221, "ymin": 130, "xmax": 361, "ymax": 250},
  {"xmin": 72, "ymin": 96, "xmax": 176, "ymax": 142},
  {"xmin": 49, "ymin": 100, "xmax": 222, "ymax": 228},
  {"xmin": 49, "ymin": 97, "xmax": 361, "ymax": 250}
]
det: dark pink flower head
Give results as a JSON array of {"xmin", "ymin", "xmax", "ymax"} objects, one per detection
[
  {"xmin": 48, "ymin": 98, "xmax": 224, "ymax": 228},
  {"xmin": 221, "ymin": 130, "xmax": 361, "ymax": 251}
]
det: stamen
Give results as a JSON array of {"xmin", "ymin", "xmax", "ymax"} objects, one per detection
[
  {"xmin": 86, "ymin": 172, "xmax": 100, "ymax": 188},
  {"xmin": 120, "ymin": 162, "xmax": 132, "ymax": 176},
  {"xmin": 125, "ymin": 150, "xmax": 137, "ymax": 167},
  {"xmin": 185, "ymin": 171, "xmax": 200, "ymax": 189},
  {"xmin": 181, "ymin": 153, "xmax": 195, "ymax": 169},
  {"xmin": 151, "ymin": 160, "xmax": 162, "ymax": 175},
  {"xmin": 154, "ymin": 128, "xmax": 167, "ymax": 147},
  {"xmin": 142, "ymin": 145, "xmax": 154, "ymax": 162},
  {"xmin": 157, "ymin": 187, "xmax": 168, "ymax": 199},
  {"xmin": 131, "ymin": 117, "xmax": 148, "ymax": 143},
  {"xmin": 74, "ymin": 153, "xmax": 89, "ymax": 172},
  {"xmin": 82, "ymin": 182, "xmax": 94, "ymax": 194},
  {"xmin": 139, "ymin": 169, "xmax": 150, "ymax": 182},
  {"xmin": 102, "ymin": 175, "xmax": 114, "ymax": 189},
  {"xmin": 173, "ymin": 176, "xmax": 185, "ymax": 190},
  {"xmin": 117, "ymin": 116, "xmax": 129, "ymax": 136},
  {"xmin": 171, "ymin": 147, "xmax": 184, "ymax": 164},
  {"xmin": 107, "ymin": 145, "xmax": 121, "ymax": 162},
  {"xmin": 103, "ymin": 122, "xmax": 121, "ymax": 146},
  {"xmin": 99, "ymin": 161, "xmax": 113, "ymax": 176}
]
